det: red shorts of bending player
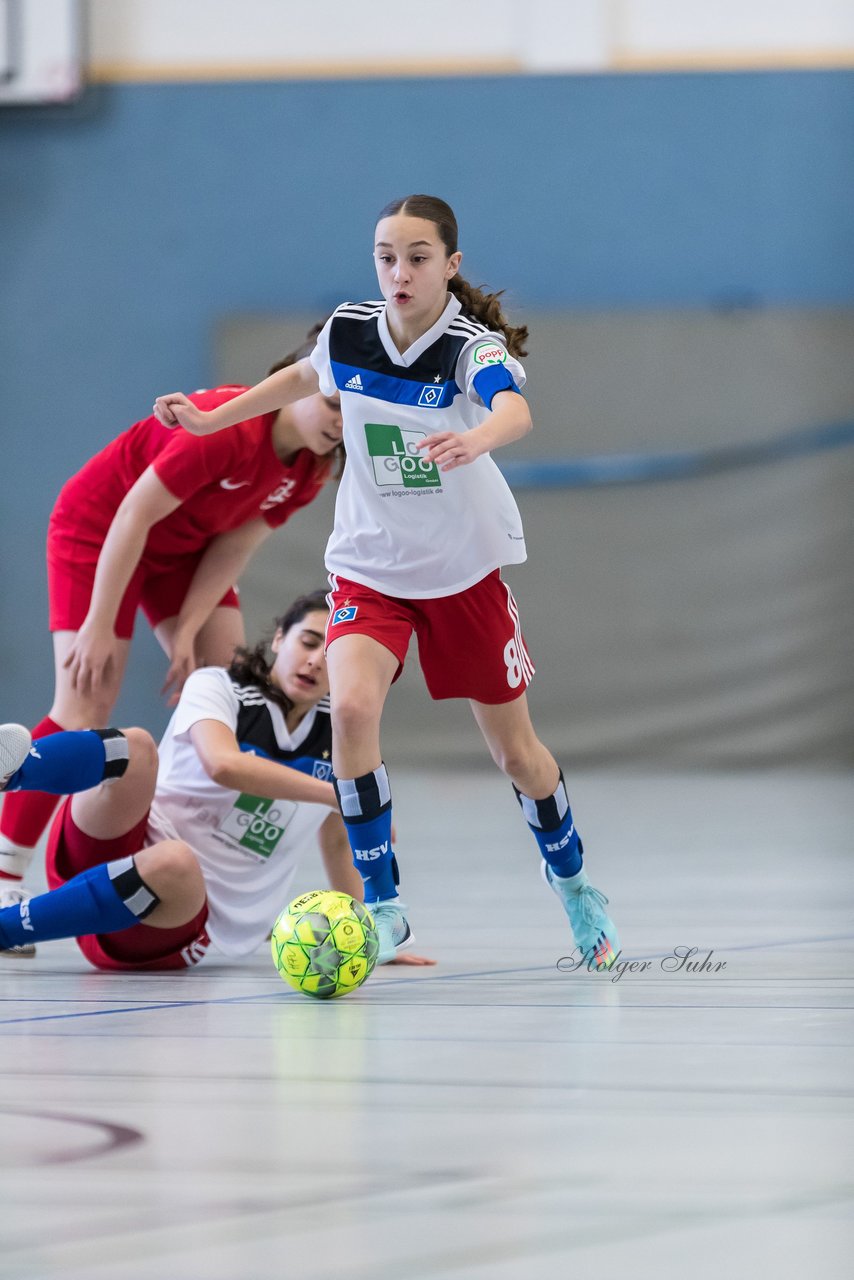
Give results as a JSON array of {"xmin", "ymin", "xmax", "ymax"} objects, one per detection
[
  {"xmin": 326, "ymin": 569, "xmax": 535, "ymax": 704},
  {"xmin": 47, "ymin": 523, "xmax": 239, "ymax": 638},
  {"xmin": 45, "ymin": 798, "xmax": 210, "ymax": 971}
]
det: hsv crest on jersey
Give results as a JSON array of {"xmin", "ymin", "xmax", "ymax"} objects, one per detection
[
  {"xmin": 472, "ymin": 342, "xmax": 507, "ymax": 367},
  {"xmin": 331, "ymin": 605, "xmax": 359, "ymax": 624},
  {"xmin": 417, "ymin": 385, "xmax": 442, "ymax": 407}
]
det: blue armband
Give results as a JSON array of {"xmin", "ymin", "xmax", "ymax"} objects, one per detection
[{"xmin": 472, "ymin": 364, "xmax": 520, "ymax": 409}]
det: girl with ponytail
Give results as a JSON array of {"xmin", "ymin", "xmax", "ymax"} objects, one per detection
[{"xmin": 154, "ymin": 194, "xmax": 621, "ymax": 973}]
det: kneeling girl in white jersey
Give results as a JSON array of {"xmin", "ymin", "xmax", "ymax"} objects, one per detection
[
  {"xmin": 0, "ymin": 592, "xmax": 432, "ymax": 969},
  {"xmin": 154, "ymin": 194, "xmax": 621, "ymax": 970}
]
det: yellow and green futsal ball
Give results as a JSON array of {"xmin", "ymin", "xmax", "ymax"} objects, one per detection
[{"xmin": 271, "ymin": 890, "xmax": 379, "ymax": 999}]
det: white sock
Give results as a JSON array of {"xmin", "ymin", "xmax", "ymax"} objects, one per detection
[{"xmin": 0, "ymin": 835, "xmax": 35, "ymax": 879}]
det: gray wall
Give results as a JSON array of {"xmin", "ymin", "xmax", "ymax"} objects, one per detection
[
  {"xmin": 222, "ymin": 310, "xmax": 854, "ymax": 766},
  {"xmin": 2, "ymin": 70, "xmax": 852, "ymax": 759}
]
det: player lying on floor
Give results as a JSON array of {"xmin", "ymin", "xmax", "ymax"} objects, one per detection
[{"xmin": 0, "ymin": 589, "xmax": 433, "ymax": 970}]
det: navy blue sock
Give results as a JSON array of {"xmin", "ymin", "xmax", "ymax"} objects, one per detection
[
  {"xmin": 5, "ymin": 728, "xmax": 129, "ymax": 795},
  {"xmin": 515, "ymin": 770, "xmax": 584, "ymax": 878},
  {"xmin": 0, "ymin": 857, "xmax": 159, "ymax": 950},
  {"xmin": 334, "ymin": 764, "xmax": 397, "ymax": 903}
]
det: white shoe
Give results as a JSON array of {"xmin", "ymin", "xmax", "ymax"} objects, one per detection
[
  {"xmin": 0, "ymin": 883, "xmax": 36, "ymax": 958},
  {"xmin": 0, "ymin": 724, "xmax": 32, "ymax": 791}
]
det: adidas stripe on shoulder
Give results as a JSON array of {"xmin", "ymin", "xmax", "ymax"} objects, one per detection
[
  {"xmin": 448, "ymin": 313, "xmax": 490, "ymax": 336},
  {"xmin": 335, "ymin": 301, "xmax": 385, "ymax": 321},
  {"xmin": 232, "ymin": 682, "xmax": 269, "ymax": 707},
  {"xmin": 449, "ymin": 314, "xmax": 488, "ymax": 330}
]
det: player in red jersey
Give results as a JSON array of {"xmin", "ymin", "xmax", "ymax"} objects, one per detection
[{"xmin": 0, "ymin": 326, "xmax": 344, "ymax": 893}]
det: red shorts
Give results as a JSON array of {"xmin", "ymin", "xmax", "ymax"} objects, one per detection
[
  {"xmin": 326, "ymin": 570, "xmax": 535, "ymax": 704},
  {"xmin": 46, "ymin": 521, "xmax": 239, "ymax": 638},
  {"xmin": 45, "ymin": 797, "xmax": 211, "ymax": 971}
]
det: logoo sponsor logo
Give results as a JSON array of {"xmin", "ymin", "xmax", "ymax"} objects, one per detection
[{"xmin": 364, "ymin": 423, "xmax": 441, "ymax": 489}]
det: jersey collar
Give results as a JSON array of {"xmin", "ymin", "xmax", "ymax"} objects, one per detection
[
  {"xmin": 267, "ymin": 700, "xmax": 318, "ymax": 751},
  {"xmin": 377, "ymin": 293, "xmax": 462, "ymax": 367}
]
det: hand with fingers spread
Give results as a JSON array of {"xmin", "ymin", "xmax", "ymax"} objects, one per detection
[{"xmin": 418, "ymin": 430, "xmax": 485, "ymax": 473}]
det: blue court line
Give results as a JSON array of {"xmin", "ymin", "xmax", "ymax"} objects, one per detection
[
  {"xmin": 500, "ymin": 419, "xmax": 854, "ymax": 489},
  {"xmin": 1, "ymin": 929, "xmax": 852, "ymax": 1026},
  {"xmin": 0, "ymin": 991, "xmax": 281, "ymax": 1027}
]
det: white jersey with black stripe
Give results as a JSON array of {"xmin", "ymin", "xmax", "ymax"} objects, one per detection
[
  {"xmin": 310, "ymin": 293, "xmax": 528, "ymax": 599},
  {"xmin": 148, "ymin": 667, "xmax": 333, "ymax": 957}
]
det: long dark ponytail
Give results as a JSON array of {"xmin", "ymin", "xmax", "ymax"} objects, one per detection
[
  {"xmin": 377, "ymin": 194, "xmax": 529, "ymax": 358},
  {"xmin": 227, "ymin": 589, "xmax": 329, "ymax": 715}
]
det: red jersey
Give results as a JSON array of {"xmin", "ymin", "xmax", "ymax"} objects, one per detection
[{"xmin": 49, "ymin": 387, "xmax": 327, "ymax": 563}]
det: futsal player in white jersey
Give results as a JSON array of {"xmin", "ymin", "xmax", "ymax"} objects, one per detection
[
  {"xmin": 154, "ymin": 194, "xmax": 621, "ymax": 970},
  {"xmin": 0, "ymin": 592, "xmax": 432, "ymax": 968}
]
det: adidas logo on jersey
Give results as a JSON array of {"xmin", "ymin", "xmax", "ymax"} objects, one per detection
[{"xmin": 344, "ymin": 374, "xmax": 364, "ymax": 391}]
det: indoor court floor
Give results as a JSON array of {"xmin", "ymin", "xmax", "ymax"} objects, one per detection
[{"xmin": 1, "ymin": 768, "xmax": 852, "ymax": 1280}]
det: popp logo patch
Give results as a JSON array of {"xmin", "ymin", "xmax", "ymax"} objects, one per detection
[{"xmin": 472, "ymin": 343, "xmax": 507, "ymax": 367}]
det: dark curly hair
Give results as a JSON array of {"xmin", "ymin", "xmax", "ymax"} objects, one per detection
[{"xmin": 227, "ymin": 589, "xmax": 329, "ymax": 715}]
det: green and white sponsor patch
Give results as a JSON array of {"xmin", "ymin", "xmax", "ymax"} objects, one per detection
[
  {"xmin": 364, "ymin": 422, "xmax": 441, "ymax": 489},
  {"xmin": 219, "ymin": 794, "xmax": 292, "ymax": 858},
  {"xmin": 472, "ymin": 342, "xmax": 507, "ymax": 366}
]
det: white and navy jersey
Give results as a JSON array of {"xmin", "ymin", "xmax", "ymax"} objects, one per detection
[
  {"xmin": 149, "ymin": 667, "xmax": 334, "ymax": 957},
  {"xmin": 310, "ymin": 293, "xmax": 528, "ymax": 599}
]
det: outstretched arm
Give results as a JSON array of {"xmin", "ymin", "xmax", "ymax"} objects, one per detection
[
  {"xmin": 154, "ymin": 358, "xmax": 321, "ymax": 436},
  {"xmin": 417, "ymin": 389, "xmax": 532, "ymax": 472},
  {"xmin": 189, "ymin": 719, "xmax": 339, "ymax": 808}
]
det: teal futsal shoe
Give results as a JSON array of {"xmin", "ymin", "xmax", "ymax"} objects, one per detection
[
  {"xmin": 542, "ymin": 864, "xmax": 620, "ymax": 970},
  {"xmin": 371, "ymin": 899, "xmax": 414, "ymax": 965}
]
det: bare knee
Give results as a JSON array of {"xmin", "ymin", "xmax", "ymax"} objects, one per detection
[
  {"xmin": 137, "ymin": 840, "xmax": 201, "ymax": 892},
  {"xmin": 489, "ymin": 742, "xmax": 533, "ymax": 781},
  {"xmin": 136, "ymin": 841, "xmax": 205, "ymax": 910},
  {"xmin": 486, "ymin": 734, "xmax": 557, "ymax": 795},
  {"xmin": 121, "ymin": 727, "xmax": 158, "ymax": 779},
  {"xmin": 332, "ymin": 694, "xmax": 380, "ymax": 746}
]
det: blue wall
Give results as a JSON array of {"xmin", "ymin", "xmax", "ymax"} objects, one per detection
[{"xmin": 1, "ymin": 69, "xmax": 853, "ymax": 726}]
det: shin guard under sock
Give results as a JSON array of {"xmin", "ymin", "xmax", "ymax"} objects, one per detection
[
  {"xmin": 334, "ymin": 764, "xmax": 397, "ymax": 904},
  {"xmin": 515, "ymin": 769, "xmax": 583, "ymax": 878},
  {"xmin": 0, "ymin": 856, "xmax": 159, "ymax": 950}
]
